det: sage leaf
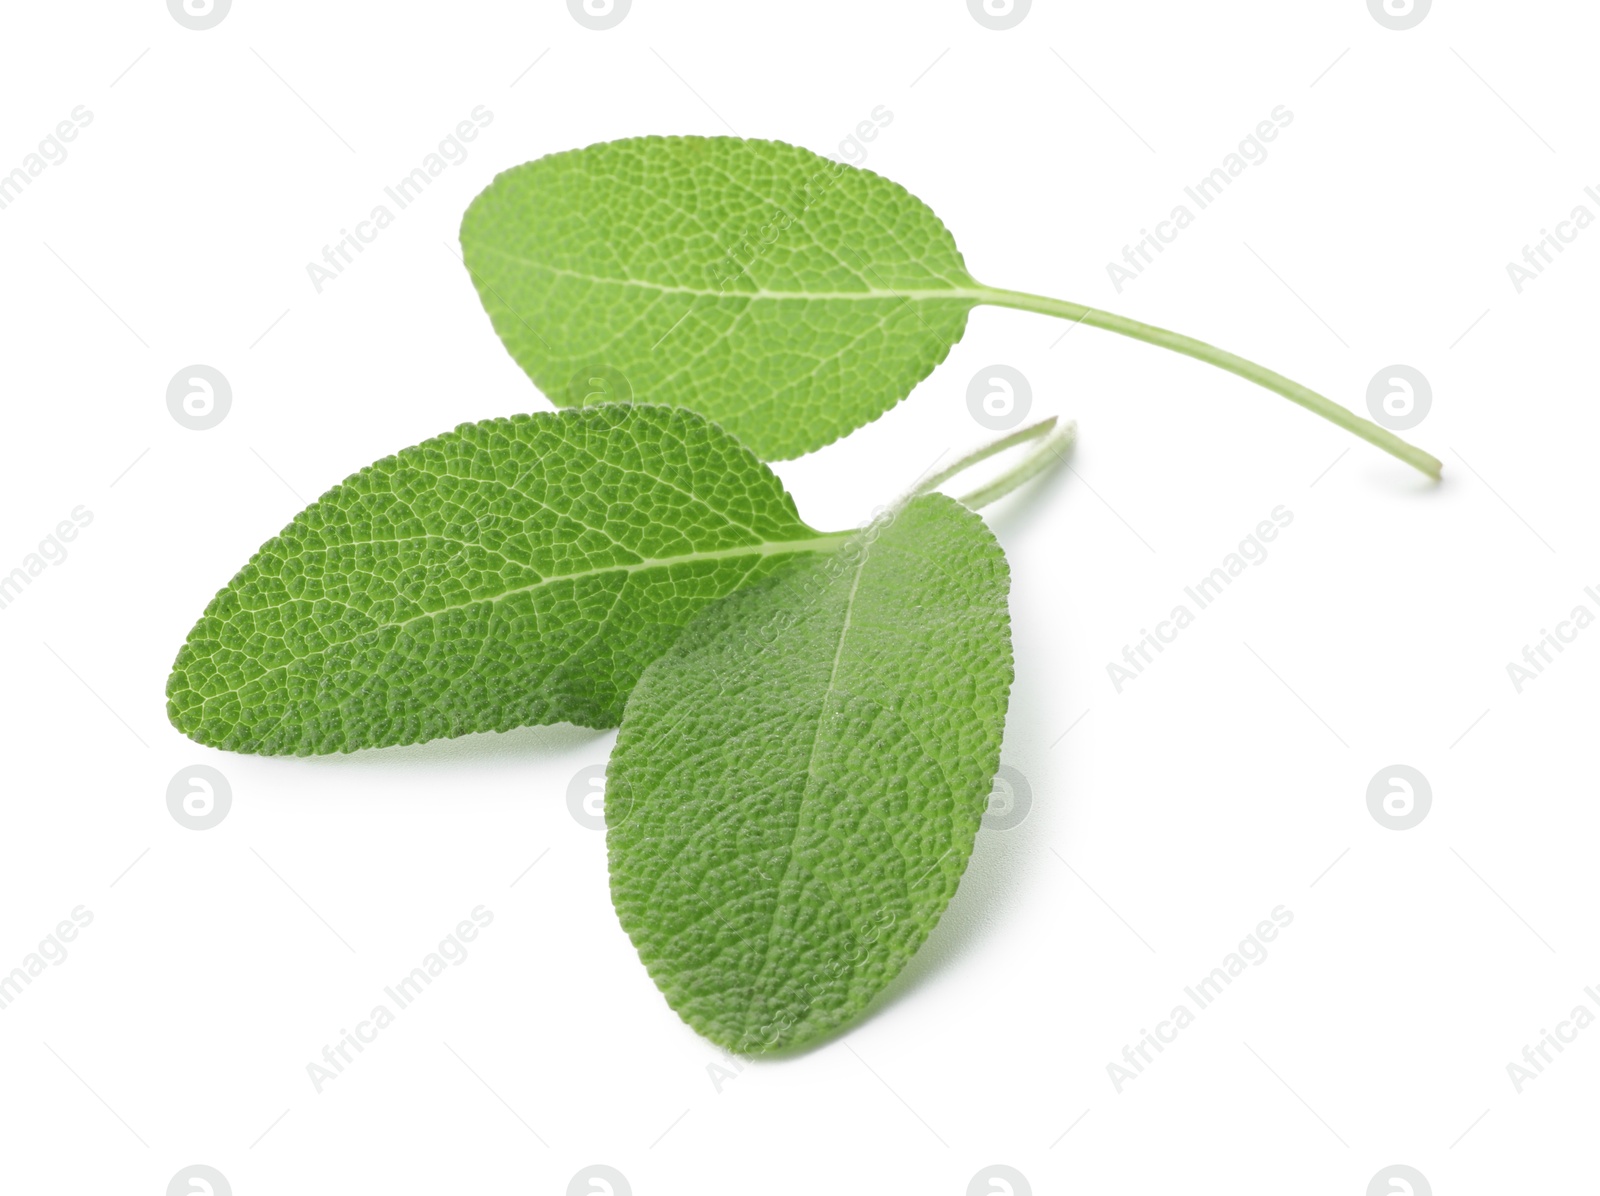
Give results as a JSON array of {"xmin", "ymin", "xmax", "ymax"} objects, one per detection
[
  {"xmin": 605, "ymin": 492, "xmax": 1012, "ymax": 1053},
  {"xmin": 166, "ymin": 405, "xmax": 841, "ymax": 755},
  {"xmin": 460, "ymin": 135, "xmax": 1439, "ymax": 477},
  {"xmin": 460, "ymin": 135, "xmax": 973, "ymax": 461}
]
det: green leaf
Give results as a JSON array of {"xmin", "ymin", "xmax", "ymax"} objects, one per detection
[
  {"xmin": 460, "ymin": 135, "xmax": 1440, "ymax": 477},
  {"xmin": 166, "ymin": 405, "xmax": 842, "ymax": 755},
  {"xmin": 605, "ymin": 493, "xmax": 1013, "ymax": 1053},
  {"xmin": 459, "ymin": 135, "xmax": 975, "ymax": 460}
]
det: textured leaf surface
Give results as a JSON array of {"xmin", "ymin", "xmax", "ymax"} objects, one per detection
[
  {"xmin": 606, "ymin": 493, "xmax": 1012, "ymax": 1053},
  {"xmin": 167, "ymin": 405, "xmax": 837, "ymax": 755},
  {"xmin": 459, "ymin": 136, "xmax": 980, "ymax": 460}
]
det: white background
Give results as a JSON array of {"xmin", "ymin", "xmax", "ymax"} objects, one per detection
[{"xmin": 0, "ymin": 1, "xmax": 1594, "ymax": 1193}]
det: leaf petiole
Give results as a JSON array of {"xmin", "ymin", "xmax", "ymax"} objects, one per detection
[
  {"xmin": 975, "ymin": 286, "xmax": 1443, "ymax": 481},
  {"xmin": 912, "ymin": 416, "xmax": 1078, "ymax": 511},
  {"xmin": 958, "ymin": 420, "xmax": 1077, "ymax": 510}
]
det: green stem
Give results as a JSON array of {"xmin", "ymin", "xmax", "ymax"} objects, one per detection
[
  {"xmin": 960, "ymin": 421, "xmax": 1076, "ymax": 510},
  {"xmin": 914, "ymin": 415, "xmax": 1060, "ymax": 496},
  {"xmin": 912, "ymin": 416, "xmax": 1078, "ymax": 511},
  {"xmin": 975, "ymin": 285, "xmax": 1442, "ymax": 480}
]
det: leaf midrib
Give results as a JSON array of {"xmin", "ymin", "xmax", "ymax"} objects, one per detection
[
  {"xmin": 206, "ymin": 532, "xmax": 850, "ymax": 695},
  {"xmin": 743, "ymin": 528, "xmax": 875, "ymax": 1022},
  {"xmin": 470, "ymin": 245, "xmax": 990, "ymax": 304}
]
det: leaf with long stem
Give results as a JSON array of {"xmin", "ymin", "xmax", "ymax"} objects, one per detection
[{"xmin": 461, "ymin": 135, "xmax": 1440, "ymax": 478}]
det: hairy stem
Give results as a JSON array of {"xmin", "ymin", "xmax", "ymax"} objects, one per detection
[
  {"xmin": 974, "ymin": 286, "xmax": 1442, "ymax": 480},
  {"xmin": 959, "ymin": 421, "xmax": 1077, "ymax": 510},
  {"xmin": 914, "ymin": 416, "xmax": 1060, "ymax": 496},
  {"xmin": 910, "ymin": 416, "xmax": 1078, "ymax": 511}
]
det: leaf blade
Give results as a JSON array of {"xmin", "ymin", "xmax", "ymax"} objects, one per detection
[
  {"xmin": 459, "ymin": 135, "xmax": 977, "ymax": 460},
  {"xmin": 606, "ymin": 493, "xmax": 1012, "ymax": 1053},
  {"xmin": 166, "ymin": 404, "xmax": 838, "ymax": 755},
  {"xmin": 462, "ymin": 135, "xmax": 1442, "ymax": 478}
]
